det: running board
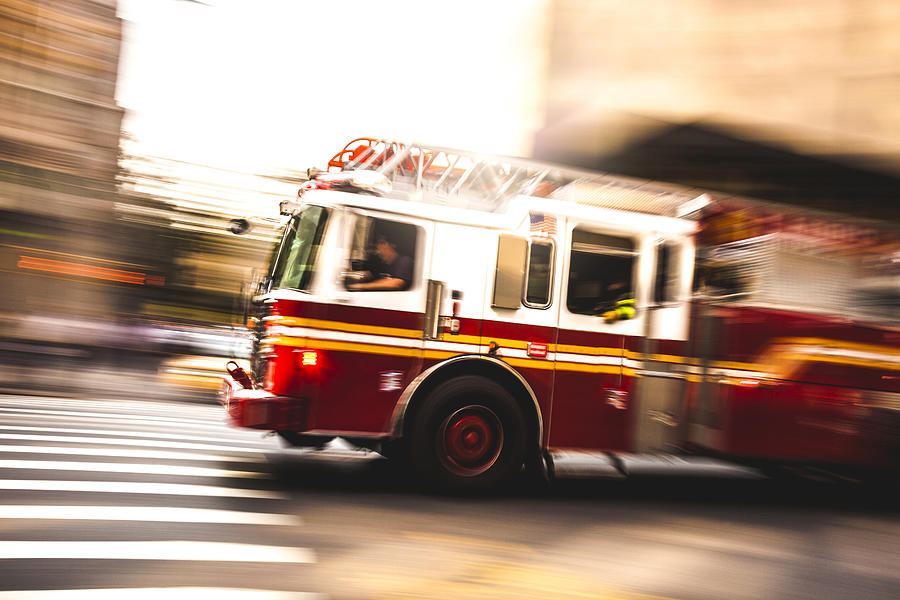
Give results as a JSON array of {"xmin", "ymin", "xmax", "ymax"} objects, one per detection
[
  {"xmin": 547, "ymin": 450, "xmax": 765, "ymax": 480},
  {"xmin": 547, "ymin": 450, "xmax": 628, "ymax": 479}
]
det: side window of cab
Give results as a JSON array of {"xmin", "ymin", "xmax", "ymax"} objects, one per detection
[
  {"xmin": 566, "ymin": 229, "xmax": 637, "ymax": 320},
  {"xmin": 344, "ymin": 218, "xmax": 419, "ymax": 292}
]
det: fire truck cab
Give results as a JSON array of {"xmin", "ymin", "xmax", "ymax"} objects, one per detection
[{"xmin": 222, "ymin": 138, "xmax": 900, "ymax": 489}]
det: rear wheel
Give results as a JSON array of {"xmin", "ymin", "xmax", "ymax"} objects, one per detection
[{"xmin": 410, "ymin": 375, "xmax": 526, "ymax": 490}]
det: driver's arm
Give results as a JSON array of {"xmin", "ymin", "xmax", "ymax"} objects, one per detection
[{"xmin": 348, "ymin": 277, "xmax": 406, "ymax": 291}]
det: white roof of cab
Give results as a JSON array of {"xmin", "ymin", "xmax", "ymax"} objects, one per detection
[{"xmin": 301, "ymin": 188, "xmax": 696, "ymax": 236}]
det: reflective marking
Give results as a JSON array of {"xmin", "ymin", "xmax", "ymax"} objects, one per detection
[
  {"xmin": 555, "ymin": 352, "xmax": 620, "ymax": 366},
  {"xmin": 0, "ymin": 589, "xmax": 323, "ymax": 600},
  {"xmin": 0, "ymin": 445, "xmax": 264, "ymax": 463},
  {"xmin": 500, "ymin": 356, "xmax": 557, "ymax": 371},
  {"xmin": 0, "ymin": 506, "xmax": 299, "ymax": 526},
  {"xmin": 272, "ymin": 324, "xmax": 627, "ymax": 361},
  {"xmin": 0, "ymin": 541, "xmax": 314, "ymax": 562},
  {"xmin": 0, "ymin": 460, "xmax": 265, "ymax": 478},
  {"xmin": 0, "ymin": 425, "xmax": 272, "ymax": 447},
  {"xmin": 623, "ymin": 351, "xmax": 688, "ymax": 364},
  {"xmin": 681, "ymin": 364, "xmax": 771, "ymax": 379},
  {"xmin": 0, "ymin": 480, "xmax": 284, "ymax": 499},
  {"xmin": 265, "ymin": 335, "xmax": 419, "ymax": 358},
  {"xmin": 270, "ymin": 315, "xmax": 421, "ymax": 339},
  {"xmin": 0, "ymin": 433, "xmax": 264, "ymax": 454},
  {"xmin": 271, "ymin": 325, "xmax": 421, "ymax": 349},
  {"xmin": 783, "ymin": 345, "xmax": 900, "ymax": 368},
  {"xmin": 554, "ymin": 344, "xmax": 621, "ymax": 357},
  {"xmin": 422, "ymin": 348, "xmax": 469, "ymax": 361},
  {"xmin": 422, "ymin": 339, "xmax": 482, "ymax": 354},
  {"xmin": 775, "ymin": 337, "xmax": 900, "ymax": 358}
]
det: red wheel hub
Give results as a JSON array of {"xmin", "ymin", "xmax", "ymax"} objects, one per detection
[{"xmin": 438, "ymin": 405, "xmax": 503, "ymax": 476}]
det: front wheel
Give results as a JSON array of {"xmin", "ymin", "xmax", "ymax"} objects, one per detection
[{"xmin": 410, "ymin": 375, "xmax": 526, "ymax": 490}]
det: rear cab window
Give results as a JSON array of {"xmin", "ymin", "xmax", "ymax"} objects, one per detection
[{"xmin": 566, "ymin": 229, "xmax": 637, "ymax": 316}]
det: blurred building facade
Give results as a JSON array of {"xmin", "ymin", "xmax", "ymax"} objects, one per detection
[
  {"xmin": 535, "ymin": 0, "xmax": 900, "ymax": 222},
  {"xmin": 0, "ymin": 0, "xmax": 125, "ymax": 341}
]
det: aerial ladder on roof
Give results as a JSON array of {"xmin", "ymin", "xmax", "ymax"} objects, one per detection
[{"xmin": 322, "ymin": 137, "xmax": 706, "ymax": 216}]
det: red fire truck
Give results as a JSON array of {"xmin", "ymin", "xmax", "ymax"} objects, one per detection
[{"xmin": 221, "ymin": 138, "xmax": 900, "ymax": 488}]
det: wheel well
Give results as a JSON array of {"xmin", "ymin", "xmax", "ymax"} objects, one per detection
[{"xmin": 399, "ymin": 358, "xmax": 542, "ymax": 461}]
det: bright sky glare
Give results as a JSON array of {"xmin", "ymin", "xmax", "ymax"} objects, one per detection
[{"xmin": 116, "ymin": 0, "xmax": 549, "ymax": 174}]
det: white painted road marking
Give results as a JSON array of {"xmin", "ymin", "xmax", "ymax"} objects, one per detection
[
  {"xmin": 0, "ymin": 479, "xmax": 285, "ymax": 499},
  {"xmin": 0, "ymin": 540, "xmax": 314, "ymax": 562},
  {"xmin": 0, "ymin": 505, "xmax": 300, "ymax": 525},
  {"xmin": 0, "ymin": 433, "xmax": 265, "ymax": 454},
  {"xmin": 0, "ymin": 406, "xmax": 222, "ymax": 428},
  {"xmin": 0, "ymin": 459, "xmax": 265, "ymax": 478},
  {"xmin": 0, "ymin": 445, "xmax": 264, "ymax": 462},
  {"xmin": 0, "ymin": 425, "xmax": 272, "ymax": 447},
  {"xmin": 0, "ymin": 411, "xmax": 235, "ymax": 433},
  {"xmin": 0, "ymin": 588, "xmax": 324, "ymax": 600}
]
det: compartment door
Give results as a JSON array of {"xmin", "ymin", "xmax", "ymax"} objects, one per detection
[{"xmin": 632, "ymin": 238, "xmax": 694, "ymax": 453}]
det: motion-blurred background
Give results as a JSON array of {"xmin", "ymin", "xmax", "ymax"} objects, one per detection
[{"xmin": 2, "ymin": 0, "xmax": 899, "ymax": 399}]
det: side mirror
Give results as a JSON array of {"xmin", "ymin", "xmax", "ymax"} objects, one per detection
[
  {"xmin": 229, "ymin": 218, "xmax": 251, "ymax": 235},
  {"xmin": 279, "ymin": 200, "xmax": 299, "ymax": 216},
  {"xmin": 257, "ymin": 276, "xmax": 273, "ymax": 294}
]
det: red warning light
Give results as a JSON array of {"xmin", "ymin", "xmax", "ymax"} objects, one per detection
[{"xmin": 300, "ymin": 350, "xmax": 318, "ymax": 367}]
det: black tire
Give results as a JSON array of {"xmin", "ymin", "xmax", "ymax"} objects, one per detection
[{"xmin": 409, "ymin": 375, "xmax": 526, "ymax": 490}]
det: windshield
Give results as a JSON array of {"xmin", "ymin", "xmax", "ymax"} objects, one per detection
[{"xmin": 269, "ymin": 205, "xmax": 329, "ymax": 291}]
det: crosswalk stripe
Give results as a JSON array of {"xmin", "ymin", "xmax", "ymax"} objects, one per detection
[
  {"xmin": 0, "ymin": 397, "xmax": 220, "ymax": 416},
  {"xmin": 0, "ymin": 588, "xmax": 324, "ymax": 599},
  {"xmin": 0, "ymin": 433, "xmax": 265, "ymax": 454},
  {"xmin": 0, "ymin": 425, "xmax": 273, "ymax": 448},
  {"xmin": 0, "ymin": 460, "xmax": 266, "ymax": 479},
  {"xmin": 0, "ymin": 445, "xmax": 265, "ymax": 463},
  {"xmin": 0, "ymin": 540, "xmax": 315, "ymax": 562},
  {"xmin": 0, "ymin": 407, "xmax": 225, "ymax": 429},
  {"xmin": 0, "ymin": 412, "xmax": 233, "ymax": 434},
  {"xmin": 0, "ymin": 480, "xmax": 285, "ymax": 499},
  {"xmin": 0, "ymin": 505, "xmax": 300, "ymax": 525}
]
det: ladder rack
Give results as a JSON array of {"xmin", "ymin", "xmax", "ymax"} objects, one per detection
[{"xmin": 327, "ymin": 138, "xmax": 705, "ymax": 217}]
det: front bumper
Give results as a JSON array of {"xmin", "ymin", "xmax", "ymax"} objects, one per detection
[{"xmin": 219, "ymin": 375, "xmax": 306, "ymax": 430}]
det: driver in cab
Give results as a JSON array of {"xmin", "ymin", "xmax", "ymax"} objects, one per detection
[{"xmin": 347, "ymin": 233, "xmax": 412, "ymax": 291}]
